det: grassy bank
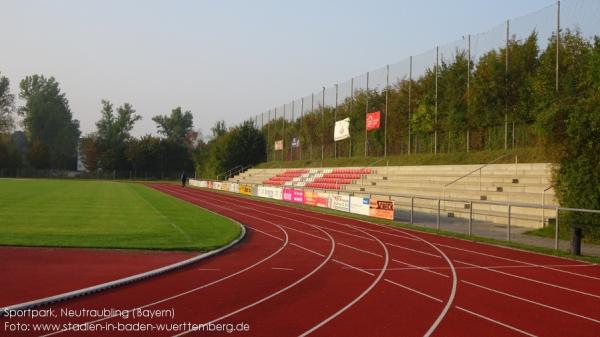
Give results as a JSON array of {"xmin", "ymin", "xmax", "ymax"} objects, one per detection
[{"xmin": 255, "ymin": 147, "xmax": 548, "ymax": 169}]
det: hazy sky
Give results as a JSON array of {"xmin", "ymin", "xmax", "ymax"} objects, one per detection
[{"xmin": 1, "ymin": 0, "xmax": 554, "ymax": 138}]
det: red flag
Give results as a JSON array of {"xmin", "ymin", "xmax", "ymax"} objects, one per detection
[{"xmin": 366, "ymin": 111, "xmax": 381, "ymax": 131}]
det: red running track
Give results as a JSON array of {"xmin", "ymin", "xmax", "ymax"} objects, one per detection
[
  {"xmin": 0, "ymin": 247, "xmax": 195, "ymax": 307},
  {"xmin": 2, "ymin": 183, "xmax": 599, "ymax": 337}
]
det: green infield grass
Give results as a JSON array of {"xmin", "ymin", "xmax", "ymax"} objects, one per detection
[{"xmin": 0, "ymin": 179, "xmax": 241, "ymax": 251}]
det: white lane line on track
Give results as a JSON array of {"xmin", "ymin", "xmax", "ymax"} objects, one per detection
[
  {"xmin": 297, "ymin": 228, "xmax": 389, "ymax": 337},
  {"xmin": 384, "ymin": 279, "xmax": 443, "ymax": 303},
  {"xmin": 455, "ymin": 306, "xmax": 538, "ymax": 337},
  {"xmin": 291, "ymin": 241, "xmax": 375, "ymax": 277},
  {"xmin": 386, "ymin": 242, "xmax": 442, "ymax": 258},
  {"xmin": 349, "ymin": 263, "xmax": 596, "ymax": 273},
  {"xmin": 435, "ymin": 242, "xmax": 600, "ymax": 281},
  {"xmin": 198, "ymin": 189, "xmax": 454, "ymax": 337},
  {"xmin": 184, "ymin": 190, "xmax": 390, "ymax": 337},
  {"xmin": 338, "ymin": 242, "xmax": 382, "ymax": 257},
  {"xmin": 41, "ymin": 196, "xmax": 290, "ymax": 336},
  {"xmin": 455, "ymin": 259, "xmax": 600, "ymax": 300},
  {"xmin": 393, "ymin": 259, "xmax": 450, "ymax": 278},
  {"xmin": 462, "ymin": 280, "xmax": 600, "ymax": 324},
  {"xmin": 245, "ymin": 225, "xmax": 284, "ymax": 241},
  {"xmin": 279, "ymin": 224, "xmax": 328, "ymax": 241},
  {"xmin": 221, "ymin": 191, "xmax": 599, "ymax": 332},
  {"xmin": 172, "ymin": 203, "xmax": 337, "ymax": 336}
]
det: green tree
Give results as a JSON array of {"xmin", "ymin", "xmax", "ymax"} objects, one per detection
[
  {"xmin": 152, "ymin": 107, "xmax": 194, "ymax": 144},
  {"xmin": 95, "ymin": 100, "xmax": 141, "ymax": 170},
  {"xmin": 18, "ymin": 75, "xmax": 80, "ymax": 169},
  {"xmin": 0, "ymin": 72, "xmax": 15, "ymax": 134}
]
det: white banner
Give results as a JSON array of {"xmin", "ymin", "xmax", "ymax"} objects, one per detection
[
  {"xmin": 350, "ymin": 196, "xmax": 370, "ymax": 215},
  {"xmin": 212, "ymin": 181, "xmax": 222, "ymax": 190},
  {"xmin": 229, "ymin": 183, "xmax": 239, "ymax": 193},
  {"xmin": 274, "ymin": 140, "xmax": 283, "ymax": 150},
  {"xmin": 334, "ymin": 118, "xmax": 350, "ymax": 141},
  {"xmin": 330, "ymin": 194, "xmax": 350, "ymax": 212}
]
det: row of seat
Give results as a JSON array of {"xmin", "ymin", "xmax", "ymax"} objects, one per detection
[
  {"xmin": 332, "ymin": 168, "xmax": 372, "ymax": 174},
  {"xmin": 305, "ymin": 182, "xmax": 343, "ymax": 190},
  {"xmin": 322, "ymin": 173, "xmax": 361, "ymax": 180}
]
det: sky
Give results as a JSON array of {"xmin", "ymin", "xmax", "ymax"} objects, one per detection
[{"xmin": 0, "ymin": 0, "xmax": 555, "ymax": 139}]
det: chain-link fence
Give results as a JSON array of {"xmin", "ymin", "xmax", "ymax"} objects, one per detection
[
  {"xmin": 0, "ymin": 168, "xmax": 181, "ymax": 181},
  {"xmin": 254, "ymin": 0, "xmax": 599, "ymax": 162}
]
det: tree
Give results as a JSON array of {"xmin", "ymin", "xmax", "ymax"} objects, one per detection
[
  {"xmin": 152, "ymin": 107, "xmax": 194, "ymax": 144},
  {"xmin": 94, "ymin": 100, "xmax": 141, "ymax": 170},
  {"xmin": 19, "ymin": 75, "xmax": 80, "ymax": 169},
  {"xmin": 0, "ymin": 72, "xmax": 15, "ymax": 134},
  {"xmin": 534, "ymin": 30, "xmax": 600, "ymax": 248}
]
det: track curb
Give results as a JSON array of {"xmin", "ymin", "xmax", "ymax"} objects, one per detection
[{"xmin": 0, "ymin": 220, "xmax": 246, "ymax": 314}]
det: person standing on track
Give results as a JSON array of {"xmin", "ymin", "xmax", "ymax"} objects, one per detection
[{"xmin": 180, "ymin": 171, "xmax": 187, "ymax": 187}]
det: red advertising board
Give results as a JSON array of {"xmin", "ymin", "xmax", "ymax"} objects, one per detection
[{"xmin": 366, "ymin": 111, "xmax": 381, "ymax": 131}]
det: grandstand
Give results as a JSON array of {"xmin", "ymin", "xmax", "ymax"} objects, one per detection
[{"xmin": 230, "ymin": 163, "xmax": 557, "ymax": 228}]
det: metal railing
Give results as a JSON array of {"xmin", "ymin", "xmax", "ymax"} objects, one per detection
[
  {"xmin": 216, "ymin": 165, "xmax": 242, "ymax": 181},
  {"xmin": 442, "ymin": 153, "xmax": 517, "ymax": 208},
  {"xmin": 191, "ymin": 177, "xmax": 600, "ymax": 256}
]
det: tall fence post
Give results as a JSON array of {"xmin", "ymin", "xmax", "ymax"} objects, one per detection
[
  {"xmin": 364, "ymin": 72, "xmax": 370, "ymax": 157},
  {"xmin": 322, "ymin": 86, "xmax": 325, "ymax": 161},
  {"xmin": 384, "ymin": 64, "xmax": 389, "ymax": 158},
  {"xmin": 283, "ymin": 104, "xmax": 286, "ymax": 161},
  {"xmin": 467, "ymin": 34, "xmax": 471, "ymax": 153},
  {"xmin": 300, "ymin": 98, "xmax": 304, "ymax": 161},
  {"xmin": 556, "ymin": 0, "xmax": 560, "ymax": 94},
  {"xmin": 408, "ymin": 56, "xmax": 412, "ymax": 155},
  {"xmin": 434, "ymin": 46, "xmax": 438, "ymax": 155},
  {"xmin": 267, "ymin": 110, "xmax": 271, "ymax": 162},
  {"xmin": 505, "ymin": 19, "xmax": 509, "ymax": 150}
]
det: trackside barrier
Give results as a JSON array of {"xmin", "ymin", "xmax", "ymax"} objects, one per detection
[
  {"xmin": 190, "ymin": 179, "xmax": 600, "ymax": 257},
  {"xmin": 191, "ymin": 179, "xmax": 394, "ymax": 221}
]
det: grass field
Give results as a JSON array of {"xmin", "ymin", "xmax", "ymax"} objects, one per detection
[{"xmin": 0, "ymin": 179, "xmax": 241, "ymax": 251}]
